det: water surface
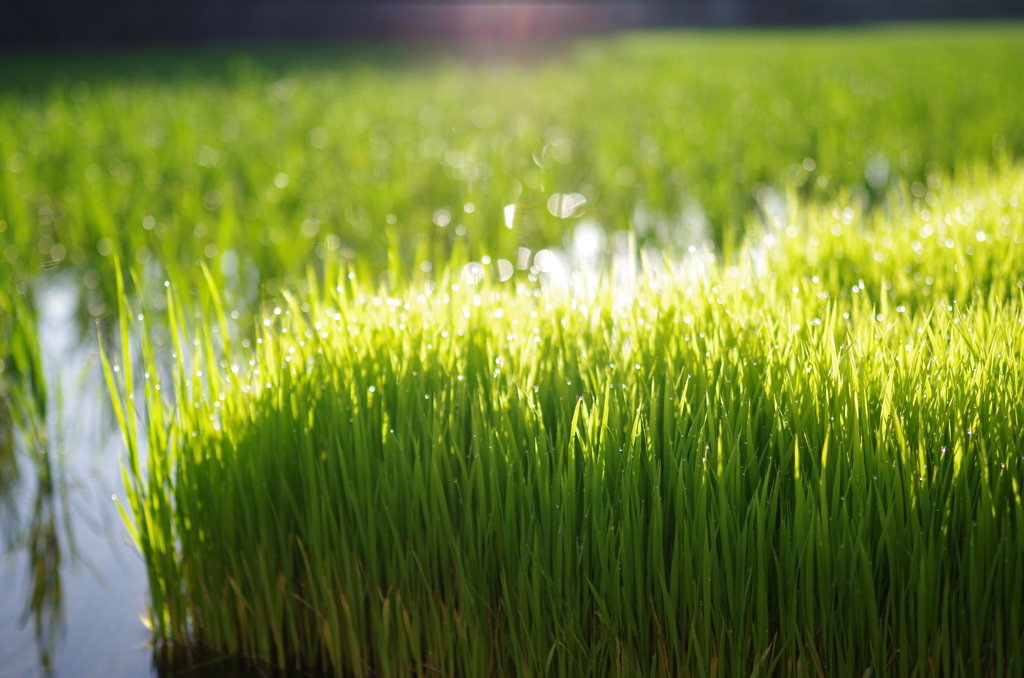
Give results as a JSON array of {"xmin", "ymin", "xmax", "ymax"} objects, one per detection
[{"xmin": 1, "ymin": 278, "xmax": 151, "ymax": 678}]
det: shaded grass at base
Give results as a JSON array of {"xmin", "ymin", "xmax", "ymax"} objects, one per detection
[{"xmin": 111, "ymin": 165, "xmax": 1024, "ymax": 676}]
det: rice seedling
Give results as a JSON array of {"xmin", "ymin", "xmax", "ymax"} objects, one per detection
[
  {"xmin": 110, "ymin": 163, "xmax": 1024, "ymax": 676},
  {"xmin": 1, "ymin": 24, "xmax": 1022, "ymax": 324}
]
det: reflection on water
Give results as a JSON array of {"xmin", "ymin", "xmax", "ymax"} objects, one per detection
[
  {"xmin": 0, "ymin": 276, "xmax": 150, "ymax": 678},
  {"xmin": 1, "ymin": 275, "xmax": 64, "ymax": 675},
  {"xmin": 15, "ymin": 425, "xmax": 68, "ymax": 675},
  {"xmin": 0, "ymin": 402, "xmax": 17, "ymax": 543}
]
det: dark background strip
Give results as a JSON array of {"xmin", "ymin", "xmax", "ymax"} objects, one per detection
[{"xmin": 3, "ymin": 1, "xmax": 1024, "ymax": 50}]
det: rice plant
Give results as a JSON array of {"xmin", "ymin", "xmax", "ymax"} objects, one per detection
[
  {"xmin": 109, "ymin": 164, "xmax": 1024, "ymax": 676},
  {"xmin": 2, "ymin": 24, "xmax": 1022, "ymax": 324}
]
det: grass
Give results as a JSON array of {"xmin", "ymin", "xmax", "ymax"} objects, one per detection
[
  {"xmin": 0, "ymin": 22, "xmax": 1021, "ymax": 676},
  {"xmin": 3, "ymin": 23, "xmax": 1023, "ymax": 436},
  {"xmin": 109, "ymin": 162, "xmax": 1024, "ymax": 676},
  {"xmin": 1, "ymin": 24, "xmax": 1022, "ymax": 320}
]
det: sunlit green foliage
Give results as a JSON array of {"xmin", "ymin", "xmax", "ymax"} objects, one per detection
[
  {"xmin": 110, "ymin": 164, "xmax": 1024, "ymax": 676},
  {"xmin": 1, "ymin": 24, "xmax": 1022, "ymax": 319}
]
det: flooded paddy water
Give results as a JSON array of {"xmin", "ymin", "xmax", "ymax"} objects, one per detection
[{"xmin": 1, "ymin": 279, "xmax": 152, "ymax": 677}]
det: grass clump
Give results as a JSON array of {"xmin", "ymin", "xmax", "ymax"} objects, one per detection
[{"xmin": 109, "ymin": 164, "xmax": 1024, "ymax": 676}]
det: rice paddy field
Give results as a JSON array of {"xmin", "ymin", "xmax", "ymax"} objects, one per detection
[{"xmin": 2, "ymin": 22, "xmax": 1024, "ymax": 677}]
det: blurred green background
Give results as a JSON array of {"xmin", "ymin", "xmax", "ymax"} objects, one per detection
[{"xmin": 1, "ymin": 25, "xmax": 1021, "ymax": 321}]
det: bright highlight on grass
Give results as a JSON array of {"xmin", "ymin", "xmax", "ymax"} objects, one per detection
[{"xmin": 107, "ymin": 164, "xmax": 1024, "ymax": 676}]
